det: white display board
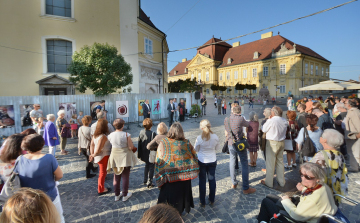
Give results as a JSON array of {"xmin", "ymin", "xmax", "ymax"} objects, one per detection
[{"xmin": 116, "ymin": 101, "xmax": 129, "ymax": 118}]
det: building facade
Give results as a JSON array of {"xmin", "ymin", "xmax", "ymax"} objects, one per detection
[
  {"xmin": 168, "ymin": 32, "xmax": 330, "ymax": 98},
  {"xmin": 0, "ymin": 0, "xmax": 168, "ymax": 96}
]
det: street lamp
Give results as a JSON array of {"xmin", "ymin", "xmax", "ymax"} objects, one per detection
[{"xmin": 157, "ymin": 71, "xmax": 162, "ymax": 93}]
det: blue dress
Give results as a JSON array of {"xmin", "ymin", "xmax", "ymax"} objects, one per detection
[{"xmin": 43, "ymin": 121, "xmax": 60, "ymax": 146}]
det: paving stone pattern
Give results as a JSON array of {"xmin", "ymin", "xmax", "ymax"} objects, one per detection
[{"xmin": 53, "ymin": 98, "xmax": 360, "ymax": 223}]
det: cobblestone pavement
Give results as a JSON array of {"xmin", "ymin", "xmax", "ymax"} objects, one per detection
[{"xmin": 53, "ymin": 98, "xmax": 360, "ymax": 223}]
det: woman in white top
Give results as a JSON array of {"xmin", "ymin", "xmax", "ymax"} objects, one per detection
[
  {"xmin": 194, "ymin": 119, "xmax": 221, "ymax": 207},
  {"xmin": 78, "ymin": 115, "xmax": 97, "ymax": 179},
  {"xmin": 89, "ymin": 119, "xmax": 112, "ymax": 196},
  {"xmin": 107, "ymin": 118, "xmax": 137, "ymax": 202}
]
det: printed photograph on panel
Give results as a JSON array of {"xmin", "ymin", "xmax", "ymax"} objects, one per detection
[
  {"xmin": 152, "ymin": 99, "xmax": 161, "ymax": 115},
  {"xmin": 138, "ymin": 100, "xmax": 145, "ymax": 116},
  {"xmin": 90, "ymin": 101, "xmax": 105, "ymax": 120},
  {"xmin": 58, "ymin": 103, "xmax": 76, "ymax": 122},
  {"xmin": 0, "ymin": 105, "xmax": 15, "ymax": 128},
  {"xmin": 20, "ymin": 104, "xmax": 34, "ymax": 127}
]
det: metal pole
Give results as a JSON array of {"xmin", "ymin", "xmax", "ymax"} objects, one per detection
[{"xmin": 159, "ymin": 79, "xmax": 161, "ymax": 93}]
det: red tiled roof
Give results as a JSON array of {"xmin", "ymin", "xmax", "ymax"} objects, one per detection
[
  {"xmin": 139, "ymin": 9, "xmax": 164, "ymax": 34},
  {"xmin": 219, "ymin": 35, "xmax": 330, "ymax": 68},
  {"xmin": 168, "ymin": 60, "xmax": 191, "ymax": 76},
  {"xmin": 196, "ymin": 37, "xmax": 232, "ymax": 61},
  {"xmin": 197, "ymin": 37, "xmax": 232, "ymax": 50}
]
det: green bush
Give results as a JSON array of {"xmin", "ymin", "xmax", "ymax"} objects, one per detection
[{"xmin": 190, "ymin": 104, "xmax": 201, "ymax": 116}]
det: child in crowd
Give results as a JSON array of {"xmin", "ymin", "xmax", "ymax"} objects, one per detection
[
  {"xmin": 77, "ymin": 111, "xmax": 83, "ymax": 126},
  {"xmin": 37, "ymin": 117, "xmax": 46, "ymax": 136},
  {"xmin": 69, "ymin": 114, "xmax": 78, "ymax": 139}
]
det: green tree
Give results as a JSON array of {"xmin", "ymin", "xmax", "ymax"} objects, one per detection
[
  {"xmin": 235, "ymin": 82, "xmax": 245, "ymax": 96},
  {"xmin": 68, "ymin": 43, "xmax": 132, "ymax": 96},
  {"xmin": 179, "ymin": 78, "xmax": 198, "ymax": 93},
  {"xmin": 168, "ymin": 79, "xmax": 184, "ymax": 93},
  {"xmin": 218, "ymin": 86, "xmax": 227, "ymax": 92}
]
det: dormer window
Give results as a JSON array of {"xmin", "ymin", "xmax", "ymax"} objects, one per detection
[
  {"xmin": 253, "ymin": 51, "xmax": 259, "ymax": 59},
  {"xmin": 227, "ymin": 58, "xmax": 232, "ymax": 64},
  {"xmin": 174, "ymin": 70, "xmax": 177, "ymax": 75},
  {"xmin": 185, "ymin": 68, "xmax": 188, "ymax": 73}
]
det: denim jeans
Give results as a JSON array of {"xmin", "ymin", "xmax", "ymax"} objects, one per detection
[
  {"xmin": 328, "ymin": 109, "xmax": 333, "ymax": 118},
  {"xmin": 229, "ymin": 145, "xmax": 249, "ymax": 190},
  {"xmin": 198, "ymin": 160, "xmax": 217, "ymax": 204},
  {"xmin": 249, "ymin": 103, "xmax": 253, "ymax": 108}
]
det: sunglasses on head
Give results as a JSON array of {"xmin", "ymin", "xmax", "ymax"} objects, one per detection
[{"xmin": 299, "ymin": 170, "xmax": 315, "ymax": 180}]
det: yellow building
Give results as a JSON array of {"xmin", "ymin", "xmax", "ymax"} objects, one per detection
[
  {"xmin": 0, "ymin": 0, "xmax": 168, "ymax": 96},
  {"xmin": 169, "ymin": 32, "xmax": 330, "ymax": 98}
]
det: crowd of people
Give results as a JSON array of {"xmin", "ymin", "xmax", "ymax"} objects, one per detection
[{"xmin": 0, "ymin": 94, "xmax": 359, "ymax": 223}]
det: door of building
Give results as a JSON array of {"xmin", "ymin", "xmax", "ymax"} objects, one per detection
[{"xmin": 45, "ymin": 88, "xmax": 67, "ymax": 95}]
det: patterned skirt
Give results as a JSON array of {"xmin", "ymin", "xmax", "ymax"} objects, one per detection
[{"xmin": 248, "ymin": 143, "xmax": 259, "ymax": 152}]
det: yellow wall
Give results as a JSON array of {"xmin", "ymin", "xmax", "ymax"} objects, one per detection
[
  {"xmin": 169, "ymin": 53, "xmax": 330, "ymax": 98},
  {"xmin": 0, "ymin": 0, "xmax": 121, "ymax": 96}
]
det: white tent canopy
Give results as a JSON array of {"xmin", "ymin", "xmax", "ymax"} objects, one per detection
[{"xmin": 299, "ymin": 80, "xmax": 350, "ymax": 91}]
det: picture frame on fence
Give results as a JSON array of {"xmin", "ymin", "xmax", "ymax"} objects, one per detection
[
  {"xmin": 20, "ymin": 104, "xmax": 34, "ymax": 127},
  {"xmin": 58, "ymin": 103, "xmax": 76, "ymax": 122},
  {"xmin": 90, "ymin": 101, "xmax": 105, "ymax": 120},
  {"xmin": 0, "ymin": 105, "xmax": 15, "ymax": 128}
]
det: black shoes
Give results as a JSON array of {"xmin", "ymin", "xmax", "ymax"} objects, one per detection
[
  {"xmin": 86, "ymin": 174, "xmax": 96, "ymax": 179},
  {"xmin": 98, "ymin": 187, "xmax": 111, "ymax": 196}
]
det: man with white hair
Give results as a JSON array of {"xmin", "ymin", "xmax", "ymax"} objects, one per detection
[
  {"xmin": 90, "ymin": 111, "xmax": 115, "ymax": 136},
  {"xmin": 224, "ymin": 105, "xmax": 256, "ymax": 194},
  {"xmin": 261, "ymin": 106, "xmax": 288, "ymax": 188}
]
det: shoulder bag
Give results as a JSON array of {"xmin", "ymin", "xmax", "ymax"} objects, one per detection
[
  {"xmin": 0, "ymin": 156, "xmax": 22, "ymax": 203},
  {"xmin": 126, "ymin": 132, "xmax": 137, "ymax": 153},
  {"xmin": 148, "ymin": 132, "xmax": 157, "ymax": 163},
  {"xmin": 227, "ymin": 116, "xmax": 249, "ymax": 152},
  {"xmin": 284, "ymin": 123, "xmax": 295, "ymax": 151},
  {"xmin": 301, "ymin": 128, "xmax": 316, "ymax": 157}
]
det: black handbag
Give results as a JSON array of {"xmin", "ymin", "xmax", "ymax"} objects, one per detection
[
  {"xmin": 222, "ymin": 141, "xmax": 229, "ymax": 154},
  {"xmin": 302, "ymin": 128, "xmax": 316, "ymax": 157},
  {"xmin": 226, "ymin": 117, "xmax": 249, "ymax": 152}
]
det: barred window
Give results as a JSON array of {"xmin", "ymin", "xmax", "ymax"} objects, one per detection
[
  {"xmin": 46, "ymin": 0, "xmax": 72, "ymax": 17},
  {"xmin": 47, "ymin": 39, "xmax": 72, "ymax": 73}
]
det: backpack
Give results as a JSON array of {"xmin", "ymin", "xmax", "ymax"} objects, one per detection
[
  {"xmin": 302, "ymin": 128, "xmax": 316, "ymax": 157},
  {"xmin": 21, "ymin": 111, "xmax": 32, "ymax": 126},
  {"xmin": 0, "ymin": 156, "xmax": 22, "ymax": 203},
  {"xmin": 320, "ymin": 115, "xmax": 335, "ymax": 130}
]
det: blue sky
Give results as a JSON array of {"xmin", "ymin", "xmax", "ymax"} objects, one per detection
[{"xmin": 141, "ymin": 0, "xmax": 360, "ymax": 81}]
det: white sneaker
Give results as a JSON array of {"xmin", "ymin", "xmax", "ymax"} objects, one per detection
[
  {"xmin": 115, "ymin": 192, "xmax": 123, "ymax": 201},
  {"xmin": 284, "ymin": 164, "xmax": 292, "ymax": 169},
  {"xmin": 292, "ymin": 163, "xmax": 297, "ymax": 167},
  {"xmin": 122, "ymin": 192, "xmax": 132, "ymax": 202}
]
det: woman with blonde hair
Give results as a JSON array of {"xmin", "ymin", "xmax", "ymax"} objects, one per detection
[
  {"xmin": 147, "ymin": 122, "xmax": 168, "ymax": 157},
  {"xmin": 247, "ymin": 111, "xmax": 259, "ymax": 167},
  {"xmin": 0, "ymin": 188, "xmax": 60, "ymax": 223},
  {"xmin": 194, "ymin": 119, "xmax": 220, "ymax": 207}
]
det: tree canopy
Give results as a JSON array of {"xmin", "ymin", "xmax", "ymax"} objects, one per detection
[{"xmin": 68, "ymin": 43, "xmax": 132, "ymax": 96}]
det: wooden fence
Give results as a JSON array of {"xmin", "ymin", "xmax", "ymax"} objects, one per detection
[{"xmin": 0, "ymin": 93, "xmax": 194, "ymax": 136}]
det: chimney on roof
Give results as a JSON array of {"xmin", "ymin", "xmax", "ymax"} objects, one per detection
[
  {"xmin": 232, "ymin": 42, "xmax": 240, "ymax": 47},
  {"xmin": 261, "ymin": 31, "xmax": 273, "ymax": 39},
  {"xmin": 182, "ymin": 58, "xmax": 187, "ymax": 62}
]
